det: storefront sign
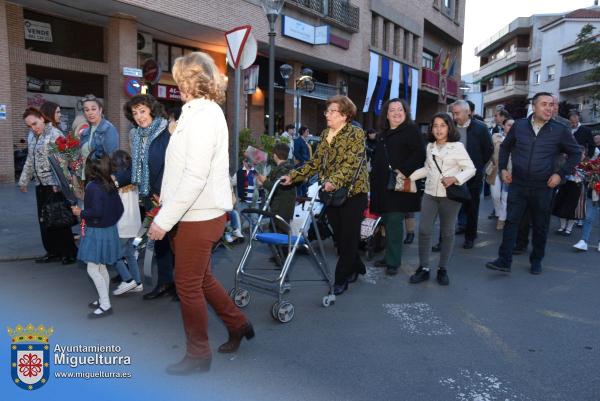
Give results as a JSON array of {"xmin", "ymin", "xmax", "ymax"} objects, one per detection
[
  {"xmin": 329, "ymin": 33, "xmax": 350, "ymax": 50},
  {"xmin": 124, "ymin": 77, "xmax": 142, "ymax": 98},
  {"xmin": 142, "ymin": 59, "xmax": 162, "ymax": 85},
  {"xmin": 153, "ymin": 84, "xmax": 181, "ymax": 101},
  {"xmin": 123, "ymin": 67, "xmax": 143, "ymax": 77},
  {"xmin": 0, "ymin": 104, "xmax": 6, "ymax": 120},
  {"xmin": 281, "ymin": 15, "xmax": 329, "ymax": 45},
  {"xmin": 24, "ymin": 19, "xmax": 53, "ymax": 42}
]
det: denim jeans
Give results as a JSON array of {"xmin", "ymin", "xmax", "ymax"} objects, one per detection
[
  {"xmin": 114, "ymin": 238, "xmax": 141, "ymax": 284},
  {"xmin": 581, "ymin": 200, "xmax": 600, "ymax": 242},
  {"xmin": 497, "ymin": 184, "xmax": 554, "ymax": 267}
]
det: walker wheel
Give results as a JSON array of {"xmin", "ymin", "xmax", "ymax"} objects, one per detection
[
  {"xmin": 322, "ymin": 295, "xmax": 335, "ymax": 307},
  {"xmin": 276, "ymin": 302, "xmax": 295, "ymax": 323},
  {"xmin": 271, "ymin": 302, "xmax": 280, "ymax": 320},
  {"xmin": 233, "ymin": 289, "xmax": 250, "ymax": 308}
]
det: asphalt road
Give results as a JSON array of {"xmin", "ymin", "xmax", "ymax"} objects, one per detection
[{"xmin": 1, "ymin": 195, "xmax": 599, "ymax": 401}]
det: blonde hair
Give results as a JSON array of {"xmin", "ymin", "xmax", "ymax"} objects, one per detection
[{"xmin": 172, "ymin": 52, "xmax": 226, "ymax": 104}]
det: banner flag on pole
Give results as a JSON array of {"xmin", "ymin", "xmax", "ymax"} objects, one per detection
[
  {"xmin": 402, "ymin": 64, "xmax": 410, "ymax": 101},
  {"xmin": 390, "ymin": 61, "xmax": 401, "ymax": 100},
  {"xmin": 374, "ymin": 57, "xmax": 390, "ymax": 116},
  {"xmin": 410, "ymin": 67, "xmax": 419, "ymax": 117},
  {"xmin": 363, "ymin": 52, "xmax": 380, "ymax": 113}
]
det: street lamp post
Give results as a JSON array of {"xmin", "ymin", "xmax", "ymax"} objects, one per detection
[
  {"xmin": 279, "ymin": 64, "xmax": 315, "ymax": 132},
  {"xmin": 261, "ymin": 0, "xmax": 285, "ymax": 136}
]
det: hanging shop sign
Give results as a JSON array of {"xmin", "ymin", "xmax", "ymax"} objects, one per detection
[
  {"xmin": 124, "ymin": 77, "xmax": 143, "ymax": 98},
  {"xmin": 281, "ymin": 15, "xmax": 329, "ymax": 45},
  {"xmin": 153, "ymin": 84, "xmax": 181, "ymax": 101},
  {"xmin": 142, "ymin": 59, "xmax": 162, "ymax": 85},
  {"xmin": 24, "ymin": 19, "xmax": 53, "ymax": 42}
]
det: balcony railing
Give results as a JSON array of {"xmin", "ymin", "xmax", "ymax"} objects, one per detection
[
  {"xmin": 483, "ymin": 81, "xmax": 528, "ymax": 104},
  {"xmin": 287, "ymin": 0, "xmax": 323, "ymax": 13},
  {"xmin": 421, "ymin": 68, "xmax": 458, "ymax": 98},
  {"xmin": 560, "ymin": 70, "xmax": 599, "ymax": 92},
  {"xmin": 287, "ymin": 0, "xmax": 360, "ymax": 32},
  {"xmin": 473, "ymin": 48, "xmax": 529, "ymax": 82}
]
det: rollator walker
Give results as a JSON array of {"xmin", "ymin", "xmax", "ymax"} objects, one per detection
[{"xmin": 230, "ymin": 181, "xmax": 335, "ymax": 323}]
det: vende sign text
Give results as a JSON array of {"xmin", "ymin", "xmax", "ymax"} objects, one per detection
[{"xmin": 24, "ymin": 19, "xmax": 53, "ymax": 42}]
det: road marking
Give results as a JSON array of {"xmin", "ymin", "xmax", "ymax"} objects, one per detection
[
  {"xmin": 440, "ymin": 369, "xmax": 533, "ymax": 401},
  {"xmin": 361, "ymin": 266, "xmax": 382, "ymax": 284},
  {"xmin": 383, "ymin": 303, "xmax": 453, "ymax": 335},
  {"xmin": 459, "ymin": 309, "xmax": 520, "ymax": 362},
  {"xmin": 537, "ymin": 310, "xmax": 600, "ymax": 327}
]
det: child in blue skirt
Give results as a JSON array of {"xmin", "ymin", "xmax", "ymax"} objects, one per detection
[{"xmin": 72, "ymin": 153, "xmax": 123, "ymax": 318}]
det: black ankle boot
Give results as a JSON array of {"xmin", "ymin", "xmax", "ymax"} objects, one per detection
[{"xmin": 218, "ymin": 322, "xmax": 255, "ymax": 353}]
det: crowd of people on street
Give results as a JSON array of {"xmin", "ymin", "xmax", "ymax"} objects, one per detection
[{"xmin": 16, "ymin": 48, "xmax": 600, "ymax": 375}]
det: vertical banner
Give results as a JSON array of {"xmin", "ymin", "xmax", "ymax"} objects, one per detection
[
  {"xmin": 363, "ymin": 52, "xmax": 380, "ymax": 113},
  {"xmin": 374, "ymin": 57, "xmax": 390, "ymax": 116},
  {"xmin": 390, "ymin": 61, "xmax": 401, "ymax": 100},
  {"xmin": 402, "ymin": 64, "xmax": 410, "ymax": 101},
  {"xmin": 411, "ymin": 68, "xmax": 419, "ymax": 117}
]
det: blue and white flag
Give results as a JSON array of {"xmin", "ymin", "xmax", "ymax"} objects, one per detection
[{"xmin": 374, "ymin": 57, "xmax": 390, "ymax": 116}]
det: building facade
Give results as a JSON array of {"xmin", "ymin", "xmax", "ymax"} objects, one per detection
[
  {"xmin": 472, "ymin": 6, "xmax": 600, "ymax": 129},
  {"xmin": 0, "ymin": 0, "xmax": 465, "ymax": 182}
]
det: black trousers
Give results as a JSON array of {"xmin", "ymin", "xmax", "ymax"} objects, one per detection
[
  {"xmin": 325, "ymin": 192, "xmax": 368, "ymax": 284},
  {"xmin": 465, "ymin": 174, "xmax": 483, "ymax": 241},
  {"xmin": 516, "ymin": 206, "xmax": 531, "ymax": 249},
  {"xmin": 35, "ymin": 185, "xmax": 77, "ymax": 258}
]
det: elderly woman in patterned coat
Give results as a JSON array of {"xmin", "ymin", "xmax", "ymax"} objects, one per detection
[{"xmin": 281, "ymin": 95, "xmax": 369, "ymax": 296}]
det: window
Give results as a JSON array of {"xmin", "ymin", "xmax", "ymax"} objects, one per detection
[
  {"xmin": 547, "ymin": 65, "xmax": 556, "ymax": 81},
  {"xmin": 422, "ymin": 53, "xmax": 434, "ymax": 69},
  {"xmin": 413, "ymin": 35, "xmax": 419, "ymax": 64},
  {"xmin": 393, "ymin": 26, "xmax": 401, "ymax": 56},
  {"xmin": 532, "ymin": 70, "xmax": 541, "ymax": 85},
  {"xmin": 444, "ymin": 0, "xmax": 450, "ymax": 7},
  {"xmin": 371, "ymin": 13, "xmax": 379, "ymax": 47},
  {"xmin": 154, "ymin": 40, "xmax": 197, "ymax": 73},
  {"xmin": 383, "ymin": 20, "xmax": 389, "ymax": 52},
  {"xmin": 403, "ymin": 30, "xmax": 410, "ymax": 60},
  {"xmin": 507, "ymin": 73, "xmax": 514, "ymax": 84}
]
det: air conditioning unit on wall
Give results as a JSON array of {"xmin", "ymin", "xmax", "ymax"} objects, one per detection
[{"xmin": 137, "ymin": 32, "xmax": 153, "ymax": 55}]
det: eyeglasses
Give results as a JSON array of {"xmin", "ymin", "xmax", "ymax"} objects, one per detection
[{"xmin": 323, "ymin": 109, "xmax": 340, "ymax": 116}]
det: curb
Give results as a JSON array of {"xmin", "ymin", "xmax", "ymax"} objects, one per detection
[{"xmin": 0, "ymin": 255, "xmax": 45, "ymax": 262}]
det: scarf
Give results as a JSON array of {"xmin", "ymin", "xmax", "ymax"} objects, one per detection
[{"xmin": 131, "ymin": 117, "xmax": 168, "ymax": 196}]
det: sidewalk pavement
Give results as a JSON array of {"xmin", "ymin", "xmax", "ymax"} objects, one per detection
[{"xmin": 0, "ymin": 183, "xmax": 46, "ymax": 261}]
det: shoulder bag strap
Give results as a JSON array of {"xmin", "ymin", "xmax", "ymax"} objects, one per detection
[
  {"xmin": 432, "ymin": 154, "xmax": 444, "ymax": 177},
  {"xmin": 348, "ymin": 152, "xmax": 366, "ymax": 193}
]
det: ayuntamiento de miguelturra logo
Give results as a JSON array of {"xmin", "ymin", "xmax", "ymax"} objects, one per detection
[{"xmin": 8, "ymin": 323, "xmax": 53, "ymax": 391}]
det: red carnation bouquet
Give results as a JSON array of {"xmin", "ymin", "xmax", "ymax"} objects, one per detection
[
  {"xmin": 133, "ymin": 195, "xmax": 161, "ymax": 250},
  {"xmin": 49, "ymin": 133, "xmax": 85, "ymax": 199},
  {"xmin": 578, "ymin": 158, "xmax": 600, "ymax": 196}
]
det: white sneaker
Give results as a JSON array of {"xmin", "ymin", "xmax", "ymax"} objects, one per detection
[
  {"xmin": 573, "ymin": 240, "xmax": 588, "ymax": 252},
  {"xmin": 224, "ymin": 232, "xmax": 234, "ymax": 243},
  {"xmin": 232, "ymin": 229, "xmax": 244, "ymax": 238},
  {"xmin": 113, "ymin": 281, "xmax": 138, "ymax": 296},
  {"xmin": 130, "ymin": 283, "xmax": 143, "ymax": 293}
]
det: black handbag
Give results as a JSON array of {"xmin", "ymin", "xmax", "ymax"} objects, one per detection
[
  {"xmin": 432, "ymin": 155, "xmax": 471, "ymax": 203},
  {"xmin": 318, "ymin": 153, "xmax": 366, "ymax": 207},
  {"xmin": 40, "ymin": 192, "xmax": 78, "ymax": 230}
]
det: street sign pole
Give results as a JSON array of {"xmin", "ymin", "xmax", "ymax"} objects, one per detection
[{"xmin": 233, "ymin": 67, "xmax": 242, "ymax": 174}]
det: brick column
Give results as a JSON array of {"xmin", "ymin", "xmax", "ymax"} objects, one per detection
[
  {"xmin": 105, "ymin": 14, "xmax": 137, "ymax": 151},
  {"xmin": 0, "ymin": 0, "xmax": 14, "ymax": 182}
]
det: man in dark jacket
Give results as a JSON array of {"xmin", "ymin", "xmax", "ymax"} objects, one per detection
[
  {"xmin": 293, "ymin": 126, "xmax": 312, "ymax": 197},
  {"xmin": 451, "ymin": 100, "xmax": 494, "ymax": 249},
  {"xmin": 569, "ymin": 112, "xmax": 595, "ymax": 159},
  {"xmin": 486, "ymin": 92, "xmax": 581, "ymax": 275}
]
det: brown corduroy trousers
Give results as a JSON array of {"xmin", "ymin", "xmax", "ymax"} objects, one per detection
[{"xmin": 170, "ymin": 214, "xmax": 247, "ymax": 358}]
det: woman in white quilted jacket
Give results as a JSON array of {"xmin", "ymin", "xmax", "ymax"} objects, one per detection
[
  {"xmin": 408, "ymin": 112, "xmax": 476, "ymax": 286},
  {"xmin": 146, "ymin": 52, "xmax": 252, "ymax": 375}
]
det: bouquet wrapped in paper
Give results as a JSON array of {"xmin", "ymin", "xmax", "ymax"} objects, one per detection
[
  {"xmin": 578, "ymin": 158, "xmax": 600, "ymax": 201},
  {"xmin": 245, "ymin": 145, "xmax": 270, "ymax": 176},
  {"xmin": 133, "ymin": 195, "xmax": 161, "ymax": 250},
  {"xmin": 49, "ymin": 133, "xmax": 85, "ymax": 200}
]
